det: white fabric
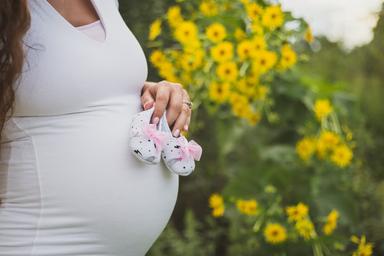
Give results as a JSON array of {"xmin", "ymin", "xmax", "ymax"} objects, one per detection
[
  {"xmin": 76, "ymin": 19, "xmax": 106, "ymax": 43},
  {"xmin": 0, "ymin": 0, "xmax": 178, "ymax": 255}
]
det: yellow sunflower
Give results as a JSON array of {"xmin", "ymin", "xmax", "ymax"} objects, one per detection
[
  {"xmin": 314, "ymin": 99, "xmax": 333, "ymax": 120},
  {"xmin": 236, "ymin": 199, "xmax": 259, "ymax": 215},
  {"xmin": 237, "ymin": 40, "xmax": 255, "ymax": 60},
  {"xmin": 331, "ymin": 144, "xmax": 353, "ymax": 168},
  {"xmin": 252, "ymin": 50, "xmax": 277, "ymax": 74},
  {"xmin": 148, "ymin": 18, "xmax": 162, "ymax": 41},
  {"xmin": 206, "ymin": 22, "xmax": 227, "ymax": 43},
  {"xmin": 279, "ymin": 44, "xmax": 297, "ymax": 69},
  {"xmin": 209, "ymin": 81, "xmax": 231, "ymax": 103},
  {"xmin": 210, "ymin": 41, "xmax": 234, "ymax": 63},
  {"xmin": 264, "ymin": 223, "xmax": 287, "ymax": 244},
  {"xmin": 285, "ymin": 202, "xmax": 309, "ymax": 222},
  {"xmin": 296, "ymin": 137, "xmax": 316, "ymax": 161},
  {"xmin": 199, "ymin": 0, "xmax": 218, "ymax": 17},
  {"xmin": 149, "ymin": 50, "xmax": 166, "ymax": 68},
  {"xmin": 262, "ymin": 5, "xmax": 284, "ymax": 31},
  {"xmin": 180, "ymin": 49, "xmax": 204, "ymax": 71},
  {"xmin": 316, "ymin": 131, "xmax": 340, "ymax": 158},
  {"xmin": 246, "ymin": 3, "xmax": 263, "ymax": 21},
  {"xmin": 295, "ymin": 219, "xmax": 315, "ymax": 240},
  {"xmin": 323, "ymin": 209, "xmax": 339, "ymax": 235},
  {"xmin": 209, "ymin": 193, "xmax": 224, "ymax": 208},
  {"xmin": 167, "ymin": 5, "xmax": 183, "ymax": 28},
  {"xmin": 174, "ymin": 21, "xmax": 199, "ymax": 45},
  {"xmin": 216, "ymin": 61, "xmax": 238, "ymax": 82},
  {"xmin": 236, "ymin": 78, "xmax": 256, "ymax": 95},
  {"xmin": 251, "ymin": 35, "xmax": 267, "ymax": 53}
]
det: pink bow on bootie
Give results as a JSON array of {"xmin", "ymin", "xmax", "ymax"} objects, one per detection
[
  {"xmin": 178, "ymin": 136, "xmax": 202, "ymax": 161},
  {"xmin": 142, "ymin": 123, "xmax": 167, "ymax": 152}
]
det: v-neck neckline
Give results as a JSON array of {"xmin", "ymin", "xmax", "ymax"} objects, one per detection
[{"xmin": 43, "ymin": 0, "xmax": 109, "ymax": 45}]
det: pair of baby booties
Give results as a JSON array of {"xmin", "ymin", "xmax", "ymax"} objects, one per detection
[{"xmin": 128, "ymin": 106, "xmax": 202, "ymax": 176}]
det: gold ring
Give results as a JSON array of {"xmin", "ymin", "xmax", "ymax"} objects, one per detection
[{"xmin": 183, "ymin": 100, "xmax": 193, "ymax": 109}]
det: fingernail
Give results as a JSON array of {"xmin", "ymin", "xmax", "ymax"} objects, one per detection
[
  {"xmin": 152, "ymin": 117, "xmax": 159, "ymax": 124},
  {"xmin": 143, "ymin": 101, "xmax": 153, "ymax": 110},
  {"xmin": 173, "ymin": 129, "xmax": 180, "ymax": 137},
  {"xmin": 184, "ymin": 125, "xmax": 189, "ymax": 131}
]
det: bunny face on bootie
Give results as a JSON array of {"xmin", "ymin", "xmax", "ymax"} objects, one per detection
[
  {"xmin": 128, "ymin": 106, "xmax": 167, "ymax": 164},
  {"xmin": 129, "ymin": 136, "xmax": 160, "ymax": 164},
  {"xmin": 161, "ymin": 136, "xmax": 196, "ymax": 176}
]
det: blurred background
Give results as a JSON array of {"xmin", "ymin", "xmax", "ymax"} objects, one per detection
[{"xmin": 118, "ymin": 0, "xmax": 384, "ymax": 255}]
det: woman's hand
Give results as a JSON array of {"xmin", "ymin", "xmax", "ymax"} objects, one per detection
[{"xmin": 140, "ymin": 80, "xmax": 191, "ymax": 137}]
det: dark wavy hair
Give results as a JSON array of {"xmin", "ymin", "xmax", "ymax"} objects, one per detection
[{"xmin": 0, "ymin": 0, "xmax": 31, "ymax": 143}]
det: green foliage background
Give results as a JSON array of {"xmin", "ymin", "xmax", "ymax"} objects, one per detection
[{"xmin": 118, "ymin": 1, "xmax": 384, "ymax": 255}]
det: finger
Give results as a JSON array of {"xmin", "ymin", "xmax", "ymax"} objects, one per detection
[
  {"xmin": 181, "ymin": 88, "xmax": 191, "ymax": 131},
  {"xmin": 184, "ymin": 113, "xmax": 191, "ymax": 131},
  {"xmin": 172, "ymin": 103, "xmax": 191, "ymax": 137},
  {"xmin": 141, "ymin": 89, "xmax": 155, "ymax": 110},
  {"xmin": 166, "ymin": 84, "xmax": 184, "ymax": 128},
  {"xmin": 140, "ymin": 81, "xmax": 157, "ymax": 110},
  {"xmin": 151, "ymin": 84, "xmax": 171, "ymax": 124},
  {"xmin": 182, "ymin": 88, "xmax": 191, "ymax": 101}
]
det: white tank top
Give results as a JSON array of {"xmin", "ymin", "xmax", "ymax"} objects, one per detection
[{"xmin": 0, "ymin": 0, "xmax": 179, "ymax": 255}]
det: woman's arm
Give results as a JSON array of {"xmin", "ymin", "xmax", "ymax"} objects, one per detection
[{"xmin": 140, "ymin": 80, "xmax": 191, "ymax": 137}]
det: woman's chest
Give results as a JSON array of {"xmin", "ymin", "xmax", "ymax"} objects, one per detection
[{"xmin": 13, "ymin": 0, "xmax": 148, "ymax": 117}]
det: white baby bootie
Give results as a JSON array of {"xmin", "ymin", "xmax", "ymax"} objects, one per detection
[
  {"xmin": 128, "ymin": 106, "xmax": 167, "ymax": 164},
  {"xmin": 159, "ymin": 112, "xmax": 202, "ymax": 176}
]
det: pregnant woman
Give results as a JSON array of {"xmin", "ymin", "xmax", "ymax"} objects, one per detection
[{"xmin": 0, "ymin": 0, "xmax": 193, "ymax": 255}]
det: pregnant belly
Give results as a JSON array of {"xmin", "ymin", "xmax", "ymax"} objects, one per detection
[{"xmin": 0, "ymin": 99, "xmax": 179, "ymax": 256}]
